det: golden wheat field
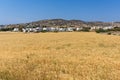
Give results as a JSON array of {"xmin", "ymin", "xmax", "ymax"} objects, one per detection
[{"xmin": 0, "ymin": 32, "xmax": 120, "ymax": 80}]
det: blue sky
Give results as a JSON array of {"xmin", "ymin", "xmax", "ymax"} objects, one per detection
[{"xmin": 0, "ymin": 0, "xmax": 120, "ymax": 24}]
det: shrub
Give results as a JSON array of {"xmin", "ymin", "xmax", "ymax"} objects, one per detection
[
  {"xmin": 54, "ymin": 30, "xmax": 59, "ymax": 33},
  {"xmin": 0, "ymin": 27, "xmax": 14, "ymax": 31},
  {"xmin": 82, "ymin": 27, "xmax": 90, "ymax": 32},
  {"xmin": 95, "ymin": 29, "xmax": 108, "ymax": 33},
  {"xmin": 107, "ymin": 32, "xmax": 112, "ymax": 35}
]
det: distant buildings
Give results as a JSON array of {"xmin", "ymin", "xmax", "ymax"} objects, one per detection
[
  {"xmin": 1, "ymin": 20, "xmax": 120, "ymax": 33},
  {"xmin": 13, "ymin": 28, "xmax": 19, "ymax": 32},
  {"xmin": 11, "ymin": 25, "xmax": 117, "ymax": 33}
]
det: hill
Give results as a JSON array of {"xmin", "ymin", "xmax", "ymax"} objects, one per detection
[
  {"xmin": 2, "ymin": 19, "xmax": 120, "ymax": 28},
  {"xmin": 27, "ymin": 19, "xmax": 87, "ymax": 27}
]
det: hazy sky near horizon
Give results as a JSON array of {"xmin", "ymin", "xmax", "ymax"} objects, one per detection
[{"xmin": 0, "ymin": 0, "xmax": 120, "ymax": 24}]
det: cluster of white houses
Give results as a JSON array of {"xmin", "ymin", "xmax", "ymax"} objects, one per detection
[
  {"xmin": 13, "ymin": 26, "xmax": 116, "ymax": 33},
  {"xmin": 13, "ymin": 27, "xmax": 82, "ymax": 32}
]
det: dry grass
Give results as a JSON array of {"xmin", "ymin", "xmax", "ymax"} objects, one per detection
[{"xmin": 0, "ymin": 32, "xmax": 120, "ymax": 80}]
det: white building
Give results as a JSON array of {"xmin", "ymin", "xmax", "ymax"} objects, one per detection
[
  {"xmin": 58, "ymin": 27, "xmax": 66, "ymax": 32},
  {"xmin": 49, "ymin": 27, "xmax": 56, "ymax": 32},
  {"xmin": 103, "ymin": 26, "xmax": 113, "ymax": 30},
  {"xmin": 13, "ymin": 28, "xmax": 19, "ymax": 32},
  {"xmin": 67, "ymin": 27, "xmax": 74, "ymax": 32},
  {"xmin": 42, "ymin": 27, "xmax": 49, "ymax": 31},
  {"xmin": 76, "ymin": 27, "xmax": 83, "ymax": 31}
]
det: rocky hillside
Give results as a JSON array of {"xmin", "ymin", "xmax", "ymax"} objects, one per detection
[
  {"xmin": 2, "ymin": 19, "xmax": 120, "ymax": 28},
  {"xmin": 30, "ymin": 19, "xmax": 87, "ymax": 27}
]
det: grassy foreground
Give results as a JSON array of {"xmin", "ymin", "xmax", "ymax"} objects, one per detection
[{"xmin": 0, "ymin": 32, "xmax": 120, "ymax": 80}]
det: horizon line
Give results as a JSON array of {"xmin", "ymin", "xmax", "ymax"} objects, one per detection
[{"xmin": 0, "ymin": 18, "xmax": 119, "ymax": 25}]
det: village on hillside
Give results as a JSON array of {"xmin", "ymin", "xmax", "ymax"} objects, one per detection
[{"xmin": 0, "ymin": 19, "xmax": 120, "ymax": 34}]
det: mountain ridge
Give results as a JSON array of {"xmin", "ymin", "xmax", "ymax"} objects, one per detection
[{"xmin": 1, "ymin": 19, "xmax": 120, "ymax": 28}]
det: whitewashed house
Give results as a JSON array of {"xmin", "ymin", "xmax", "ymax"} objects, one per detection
[
  {"xmin": 29, "ymin": 28, "xmax": 34, "ymax": 32},
  {"xmin": 22, "ymin": 28, "xmax": 27, "ymax": 33},
  {"xmin": 58, "ymin": 27, "xmax": 66, "ymax": 32},
  {"xmin": 13, "ymin": 28, "xmax": 19, "ymax": 32},
  {"xmin": 42, "ymin": 27, "xmax": 48, "ymax": 31},
  {"xmin": 103, "ymin": 26, "xmax": 113, "ymax": 30},
  {"xmin": 49, "ymin": 27, "xmax": 56, "ymax": 32},
  {"xmin": 76, "ymin": 27, "xmax": 83, "ymax": 31},
  {"xmin": 90, "ymin": 26, "xmax": 96, "ymax": 31},
  {"xmin": 35, "ymin": 27, "xmax": 43, "ymax": 32},
  {"xmin": 94, "ymin": 26, "xmax": 103, "ymax": 30},
  {"xmin": 33, "ymin": 28, "xmax": 38, "ymax": 33},
  {"xmin": 67, "ymin": 27, "xmax": 74, "ymax": 32}
]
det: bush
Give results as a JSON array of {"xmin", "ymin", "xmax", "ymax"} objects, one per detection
[
  {"xmin": 54, "ymin": 30, "xmax": 59, "ymax": 33},
  {"xmin": 95, "ymin": 29, "xmax": 108, "ymax": 33},
  {"xmin": 107, "ymin": 32, "xmax": 112, "ymax": 35},
  {"xmin": 0, "ymin": 27, "xmax": 14, "ymax": 31},
  {"xmin": 82, "ymin": 27, "xmax": 90, "ymax": 32}
]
